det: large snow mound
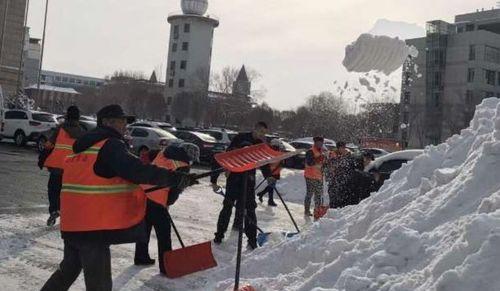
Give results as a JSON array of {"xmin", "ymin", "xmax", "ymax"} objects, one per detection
[
  {"xmin": 216, "ymin": 98, "xmax": 500, "ymax": 290},
  {"xmin": 343, "ymin": 34, "xmax": 418, "ymax": 75}
]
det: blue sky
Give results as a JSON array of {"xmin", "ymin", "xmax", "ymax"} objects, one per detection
[{"xmin": 27, "ymin": 0, "xmax": 496, "ymax": 110}]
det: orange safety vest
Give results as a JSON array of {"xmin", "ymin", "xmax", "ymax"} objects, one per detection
[
  {"xmin": 142, "ymin": 154, "xmax": 189, "ymax": 206},
  {"xmin": 44, "ymin": 128, "xmax": 75, "ymax": 169},
  {"xmin": 60, "ymin": 139, "xmax": 146, "ymax": 232},
  {"xmin": 304, "ymin": 147, "xmax": 324, "ymax": 180},
  {"xmin": 270, "ymin": 161, "xmax": 282, "ymax": 178}
]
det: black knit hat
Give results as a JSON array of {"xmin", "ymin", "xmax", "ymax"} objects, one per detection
[{"xmin": 313, "ymin": 136, "xmax": 324, "ymax": 143}]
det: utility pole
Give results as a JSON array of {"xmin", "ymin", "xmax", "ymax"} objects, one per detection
[
  {"xmin": 36, "ymin": 0, "xmax": 49, "ymax": 101},
  {"xmin": 16, "ymin": 0, "xmax": 30, "ymax": 94}
]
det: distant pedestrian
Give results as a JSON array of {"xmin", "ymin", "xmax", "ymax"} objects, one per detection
[
  {"xmin": 38, "ymin": 106, "xmax": 86, "ymax": 226},
  {"xmin": 257, "ymin": 139, "xmax": 284, "ymax": 207},
  {"xmin": 303, "ymin": 136, "xmax": 327, "ymax": 216}
]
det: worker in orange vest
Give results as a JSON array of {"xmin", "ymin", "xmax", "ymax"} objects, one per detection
[
  {"xmin": 38, "ymin": 106, "xmax": 86, "ymax": 226},
  {"xmin": 257, "ymin": 139, "xmax": 284, "ymax": 207},
  {"xmin": 134, "ymin": 142, "xmax": 200, "ymax": 275},
  {"xmin": 304, "ymin": 136, "xmax": 328, "ymax": 216},
  {"xmin": 41, "ymin": 105, "xmax": 197, "ymax": 291}
]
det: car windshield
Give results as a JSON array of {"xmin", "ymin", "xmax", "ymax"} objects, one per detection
[
  {"xmin": 228, "ymin": 133, "xmax": 237, "ymax": 141},
  {"xmin": 192, "ymin": 132, "xmax": 217, "ymax": 143},
  {"xmin": 151, "ymin": 128, "xmax": 177, "ymax": 139},
  {"xmin": 32, "ymin": 113, "xmax": 55, "ymax": 122}
]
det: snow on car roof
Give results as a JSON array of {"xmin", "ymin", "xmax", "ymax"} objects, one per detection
[{"xmin": 366, "ymin": 149, "xmax": 424, "ymax": 172}]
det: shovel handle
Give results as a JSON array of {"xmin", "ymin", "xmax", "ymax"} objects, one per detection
[
  {"xmin": 145, "ymin": 168, "xmax": 224, "ymax": 193},
  {"xmin": 166, "ymin": 211, "xmax": 185, "ymax": 248}
]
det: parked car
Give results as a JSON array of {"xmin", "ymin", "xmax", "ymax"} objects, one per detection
[
  {"xmin": 362, "ymin": 148, "xmax": 390, "ymax": 159},
  {"xmin": 286, "ymin": 138, "xmax": 336, "ymax": 169},
  {"xmin": 198, "ymin": 128, "xmax": 238, "ymax": 145},
  {"xmin": 129, "ymin": 121, "xmax": 176, "ymax": 132},
  {"xmin": 0, "ymin": 109, "xmax": 57, "ymax": 146},
  {"xmin": 36, "ymin": 119, "xmax": 98, "ymax": 153},
  {"xmin": 173, "ymin": 130, "xmax": 226, "ymax": 164},
  {"xmin": 365, "ymin": 149, "xmax": 424, "ymax": 181},
  {"xmin": 128, "ymin": 126, "xmax": 180, "ymax": 155}
]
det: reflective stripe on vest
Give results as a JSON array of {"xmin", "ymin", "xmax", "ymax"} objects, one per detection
[
  {"xmin": 304, "ymin": 147, "xmax": 324, "ymax": 180},
  {"xmin": 60, "ymin": 139, "xmax": 146, "ymax": 232},
  {"xmin": 44, "ymin": 129, "xmax": 76, "ymax": 169},
  {"xmin": 142, "ymin": 155, "xmax": 189, "ymax": 206}
]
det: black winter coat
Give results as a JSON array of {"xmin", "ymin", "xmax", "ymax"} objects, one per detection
[{"xmin": 225, "ymin": 132, "xmax": 272, "ymax": 199}]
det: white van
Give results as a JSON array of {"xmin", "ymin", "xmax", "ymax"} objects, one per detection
[{"xmin": 0, "ymin": 109, "xmax": 57, "ymax": 146}]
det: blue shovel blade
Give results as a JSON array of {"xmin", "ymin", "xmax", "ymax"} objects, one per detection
[{"xmin": 257, "ymin": 232, "xmax": 271, "ymax": 246}]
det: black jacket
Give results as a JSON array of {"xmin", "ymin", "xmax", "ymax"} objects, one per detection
[
  {"xmin": 61, "ymin": 126, "xmax": 185, "ymax": 244},
  {"xmin": 328, "ymin": 156, "xmax": 382, "ymax": 208},
  {"xmin": 225, "ymin": 132, "xmax": 272, "ymax": 199},
  {"xmin": 37, "ymin": 120, "xmax": 86, "ymax": 172}
]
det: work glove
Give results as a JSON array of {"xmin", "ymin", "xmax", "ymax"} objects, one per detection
[{"xmin": 176, "ymin": 172, "xmax": 199, "ymax": 190}]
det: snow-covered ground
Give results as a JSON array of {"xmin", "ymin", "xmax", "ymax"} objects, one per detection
[{"xmin": 0, "ymin": 176, "xmax": 311, "ymax": 291}]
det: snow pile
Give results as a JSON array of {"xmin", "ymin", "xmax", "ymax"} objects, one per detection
[
  {"xmin": 343, "ymin": 34, "xmax": 418, "ymax": 75},
  {"xmin": 216, "ymin": 98, "xmax": 500, "ymax": 291}
]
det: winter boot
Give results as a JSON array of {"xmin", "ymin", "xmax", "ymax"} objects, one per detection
[
  {"xmin": 46, "ymin": 211, "xmax": 59, "ymax": 226},
  {"xmin": 268, "ymin": 200, "xmax": 278, "ymax": 207},
  {"xmin": 213, "ymin": 234, "xmax": 223, "ymax": 245},
  {"xmin": 247, "ymin": 239, "xmax": 258, "ymax": 250},
  {"xmin": 134, "ymin": 257, "xmax": 155, "ymax": 266}
]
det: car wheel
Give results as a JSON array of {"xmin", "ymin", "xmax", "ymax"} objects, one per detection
[
  {"xmin": 37, "ymin": 136, "xmax": 47, "ymax": 153},
  {"xmin": 14, "ymin": 130, "xmax": 27, "ymax": 147}
]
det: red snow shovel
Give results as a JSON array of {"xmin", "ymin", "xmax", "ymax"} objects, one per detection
[{"xmin": 162, "ymin": 212, "xmax": 217, "ymax": 278}]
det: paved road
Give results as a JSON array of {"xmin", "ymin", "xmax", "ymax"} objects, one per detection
[
  {"xmin": 0, "ymin": 142, "xmax": 49, "ymax": 213},
  {"xmin": 0, "ymin": 141, "xmax": 212, "ymax": 214}
]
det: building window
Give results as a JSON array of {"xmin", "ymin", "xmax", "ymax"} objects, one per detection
[
  {"xmin": 172, "ymin": 43, "xmax": 178, "ymax": 52},
  {"xmin": 55, "ymin": 76, "xmax": 61, "ymax": 81},
  {"xmin": 168, "ymin": 79, "xmax": 174, "ymax": 88},
  {"xmin": 170, "ymin": 61, "xmax": 176, "ymax": 70},
  {"xmin": 76, "ymin": 79, "xmax": 82, "ymax": 84},
  {"xmin": 434, "ymin": 92, "xmax": 441, "ymax": 107},
  {"xmin": 433, "ymin": 72, "xmax": 442, "ymax": 87},
  {"xmin": 486, "ymin": 70, "xmax": 496, "ymax": 86},
  {"xmin": 467, "ymin": 68, "xmax": 475, "ymax": 83},
  {"xmin": 184, "ymin": 23, "xmax": 190, "ymax": 33},
  {"xmin": 180, "ymin": 60, "xmax": 187, "ymax": 70},
  {"xmin": 179, "ymin": 79, "xmax": 185, "ymax": 88},
  {"xmin": 182, "ymin": 42, "xmax": 189, "ymax": 51},
  {"xmin": 167, "ymin": 96, "xmax": 173, "ymax": 105},
  {"xmin": 173, "ymin": 25, "xmax": 179, "ymax": 39},
  {"xmin": 485, "ymin": 46, "xmax": 500, "ymax": 64},
  {"xmin": 403, "ymin": 112, "xmax": 409, "ymax": 124},
  {"xmin": 466, "ymin": 24, "xmax": 475, "ymax": 32},
  {"xmin": 469, "ymin": 45, "xmax": 476, "ymax": 61},
  {"xmin": 41, "ymin": 75, "xmax": 46, "ymax": 81},
  {"xmin": 403, "ymin": 91, "xmax": 410, "ymax": 104}
]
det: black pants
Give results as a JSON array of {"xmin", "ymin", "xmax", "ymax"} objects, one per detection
[
  {"xmin": 47, "ymin": 171, "xmax": 62, "ymax": 214},
  {"xmin": 135, "ymin": 200, "xmax": 172, "ymax": 274},
  {"xmin": 215, "ymin": 181, "xmax": 257, "ymax": 244},
  {"xmin": 41, "ymin": 239, "xmax": 111, "ymax": 291}
]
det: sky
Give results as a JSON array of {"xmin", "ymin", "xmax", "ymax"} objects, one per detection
[{"xmin": 27, "ymin": 0, "xmax": 497, "ymax": 110}]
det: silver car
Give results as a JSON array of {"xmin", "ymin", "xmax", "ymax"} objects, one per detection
[{"xmin": 127, "ymin": 126, "xmax": 180, "ymax": 155}]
